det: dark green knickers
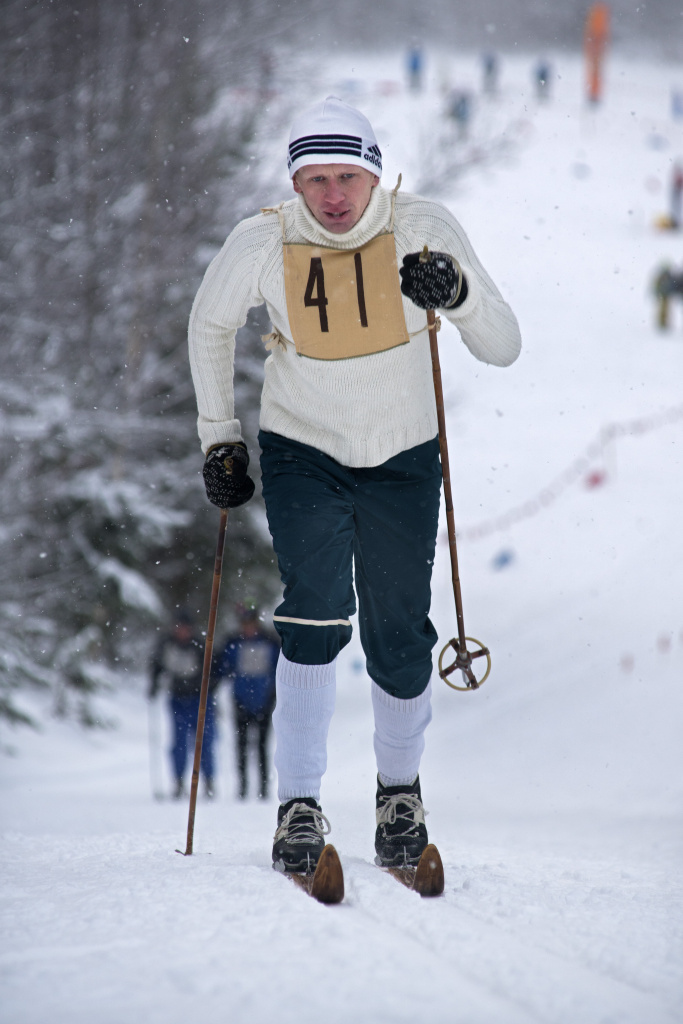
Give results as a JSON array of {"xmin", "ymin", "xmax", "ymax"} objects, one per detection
[{"xmin": 259, "ymin": 430, "xmax": 442, "ymax": 700}]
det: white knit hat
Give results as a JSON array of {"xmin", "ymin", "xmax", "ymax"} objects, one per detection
[{"xmin": 287, "ymin": 96, "xmax": 382, "ymax": 178}]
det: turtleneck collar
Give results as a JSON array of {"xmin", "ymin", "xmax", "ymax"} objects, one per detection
[{"xmin": 293, "ymin": 185, "xmax": 393, "ymax": 249}]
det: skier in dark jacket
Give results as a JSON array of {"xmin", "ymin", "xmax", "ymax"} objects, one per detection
[
  {"xmin": 149, "ymin": 610, "xmax": 217, "ymax": 798},
  {"xmin": 217, "ymin": 606, "xmax": 279, "ymax": 800}
]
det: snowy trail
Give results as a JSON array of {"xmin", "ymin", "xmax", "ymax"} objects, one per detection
[
  {"xmin": 3, "ymin": 766, "xmax": 680, "ymax": 1024},
  {"xmin": 2, "ymin": 51, "xmax": 683, "ymax": 1024}
]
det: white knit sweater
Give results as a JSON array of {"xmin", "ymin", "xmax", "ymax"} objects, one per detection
[{"xmin": 188, "ymin": 185, "xmax": 521, "ymax": 467}]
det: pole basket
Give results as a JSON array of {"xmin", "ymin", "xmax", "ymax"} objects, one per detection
[{"xmin": 438, "ymin": 636, "xmax": 491, "ymax": 691}]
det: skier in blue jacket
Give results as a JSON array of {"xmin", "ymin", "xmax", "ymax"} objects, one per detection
[{"xmin": 218, "ymin": 606, "xmax": 279, "ymax": 799}]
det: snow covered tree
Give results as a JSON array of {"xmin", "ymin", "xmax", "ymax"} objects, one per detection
[{"xmin": 0, "ymin": 0, "xmax": 290, "ymax": 724}]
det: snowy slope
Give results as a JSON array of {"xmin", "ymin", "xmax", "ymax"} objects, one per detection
[{"xmin": 2, "ymin": 51, "xmax": 682, "ymax": 1024}]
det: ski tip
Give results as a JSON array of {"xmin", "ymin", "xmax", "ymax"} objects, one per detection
[
  {"xmin": 413, "ymin": 843, "xmax": 444, "ymax": 897},
  {"xmin": 310, "ymin": 843, "xmax": 344, "ymax": 905}
]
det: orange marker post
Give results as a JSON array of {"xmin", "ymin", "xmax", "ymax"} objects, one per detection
[{"xmin": 584, "ymin": 3, "xmax": 610, "ymax": 104}]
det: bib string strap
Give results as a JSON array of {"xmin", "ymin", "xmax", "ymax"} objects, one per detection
[
  {"xmin": 261, "ymin": 327, "xmax": 290, "ymax": 352},
  {"xmin": 388, "ymin": 173, "xmax": 402, "ymax": 233},
  {"xmin": 261, "ymin": 201, "xmax": 287, "ymax": 241},
  {"xmin": 260, "ymin": 203, "xmax": 290, "ymax": 350},
  {"xmin": 408, "ymin": 313, "xmax": 439, "ymax": 340}
]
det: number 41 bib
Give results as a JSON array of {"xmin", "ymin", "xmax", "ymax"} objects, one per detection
[{"xmin": 283, "ymin": 233, "xmax": 410, "ymax": 360}]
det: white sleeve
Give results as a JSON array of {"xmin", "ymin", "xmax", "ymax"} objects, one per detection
[
  {"xmin": 188, "ymin": 217, "xmax": 271, "ymax": 453},
  {"xmin": 403, "ymin": 197, "xmax": 522, "ymax": 368}
]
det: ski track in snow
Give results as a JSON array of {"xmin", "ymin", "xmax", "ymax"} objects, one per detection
[{"xmin": 2, "ymin": 51, "xmax": 683, "ymax": 1024}]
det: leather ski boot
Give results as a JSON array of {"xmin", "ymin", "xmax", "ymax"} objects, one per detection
[
  {"xmin": 272, "ymin": 797, "xmax": 331, "ymax": 874},
  {"xmin": 374, "ymin": 775, "xmax": 429, "ymax": 867}
]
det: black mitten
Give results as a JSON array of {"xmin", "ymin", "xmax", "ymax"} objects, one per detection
[
  {"xmin": 399, "ymin": 250, "xmax": 466, "ymax": 309},
  {"xmin": 202, "ymin": 442, "xmax": 255, "ymax": 509}
]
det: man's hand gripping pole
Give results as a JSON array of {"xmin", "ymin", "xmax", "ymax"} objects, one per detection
[{"xmin": 421, "ymin": 246, "xmax": 491, "ymax": 691}]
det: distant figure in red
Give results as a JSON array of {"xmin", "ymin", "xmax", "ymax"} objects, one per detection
[{"xmin": 584, "ymin": 3, "xmax": 610, "ymax": 105}]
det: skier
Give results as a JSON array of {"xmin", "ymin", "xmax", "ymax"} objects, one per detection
[
  {"xmin": 148, "ymin": 610, "xmax": 218, "ymax": 798},
  {"xmin": 217, "ymin": 605, "xmax": 278, "ymax": 800},
  {"xmin": 406, "ymin": 45, "xmax": 423, "ymax": 92},
  {"xmin": 481, "ymin": 51, "xmax": 499, "ymax": 96},
  {"xmin": 446, "ymin": 88, "xmax": 474, "ymax": 138},
  {"xmin": 653, "ymin": 264, "xmax": 683, "ymax": 329},
  {"xmin": 534, "ymin": 59, "xmax": 552, "ymax": 101},
  {"xmin": 188, "ymin": 96, "xmax": 521, "ymax": 873}
]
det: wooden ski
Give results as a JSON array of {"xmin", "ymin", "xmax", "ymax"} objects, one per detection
[
  {"xmin": 387, "ymin": 843, "xmax": 444, "ymax": 897},
  {"xmin": 288, "ymin": 844, "xmax": 344, "ymax": 904}
]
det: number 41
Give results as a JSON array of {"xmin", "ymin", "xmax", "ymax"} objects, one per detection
[{"xmin": 304, "ymin": 253, "xmax": 368, "ymax": 333}]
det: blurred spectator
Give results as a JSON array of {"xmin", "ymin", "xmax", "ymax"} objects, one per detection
[
  {"xmin": 406, "ymin": 45, "xmax": 423, "ymax": 92},
  {"xmin": 670, "ymin": 163, "xmax": 683, "ymax": 228},
  {"xmin": 481, "ymin": 51, "xmax": 499, "ymax": 96},
  {"xmin": 217, "ymin": 606, "xmax": 279, "ymax": 800},
  {"xmin": 534, "ymin": 59, "xmax": 552, "ymax": 101},
  {"xmin": 446, "ymin": 88, "xmax": 474, "ymax": 137},
  {"xmin": 149, "ymin": 610, "xmax": 217, "ymax": 799},
  {"xmin": 652, "ymin": 264, "xmax": 683, "ymax": 329}
]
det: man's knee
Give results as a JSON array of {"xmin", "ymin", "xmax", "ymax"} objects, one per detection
[{"xmin": 274, "ymin": 619, "xmax": 353, "ymax": 665}]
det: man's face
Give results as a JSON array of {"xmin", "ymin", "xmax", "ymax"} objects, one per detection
[{"xmin": 292, "ymin": 163, "xmax": 380, "ymax": 234}]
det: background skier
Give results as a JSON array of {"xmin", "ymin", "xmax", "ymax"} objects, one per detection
[
  {"xmin": 217, "ymin": 605, "xmax": 278, "ymax": 800},
  {"xmin": 149, "ymin": 610, "xmax": 218, "ymax": 798},
  {"xmin": 188, "ymin": 96, "xmax": 521, "ymax": 873}
]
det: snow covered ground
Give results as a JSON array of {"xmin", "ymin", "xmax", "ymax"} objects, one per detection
[{"xmin": 2, "ymin": 51, "xmax": 683, "ymax": 1024}]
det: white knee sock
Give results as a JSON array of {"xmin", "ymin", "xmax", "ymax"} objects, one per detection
[
  {"xmin": 273, "ymin": 653, "xmax": 336, "ymax": 803},
  {"xmin": 372, "ymin": 681, "xmax": 432, "ymax": 787}
]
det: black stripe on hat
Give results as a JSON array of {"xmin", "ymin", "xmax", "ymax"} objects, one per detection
[
  {"xmin": 289, "ymin": 133, "xmax": 363, "ymax": 160},
  {"xmin": 290, "ymin": 146, "xmax": 365, "ymax": 164},
  {"xmin": 290, "ymin": 139, "xmax": 363, "ymax": 153},
  {"xmin": 290, "ymin": 139, "xmax": 363, "ymax": 155},
  {"xmin": 289, "ymin": 144, "xmax": 364, "ymax": 161},
  {"xmin": 290, "ymin": 132, "xmax": 363, "ymax": 148}
]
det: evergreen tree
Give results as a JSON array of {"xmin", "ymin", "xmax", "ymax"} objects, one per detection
[{"xmin": 0, "ymin": 0, "xmax": 287, "ymax": 723}]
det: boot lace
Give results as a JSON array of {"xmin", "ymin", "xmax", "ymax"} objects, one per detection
[
  {"xmin": 376, "ymin": 793, "xmax": 426, "ymax": 836},
  {"xmin": 274, "ymin": 802, "xmax": 331, "ymax": 846}
]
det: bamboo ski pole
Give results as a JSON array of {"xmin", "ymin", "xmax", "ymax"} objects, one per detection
[
  {"xmin": 426, "ymin": 307, "xmax": 468, "ymax": 649},
  {"xmin": 177, "ymin": 508, "xmax": 228, "ymax": 855},
  {"xmin": 422, "ymin": 247, "xmax": 491, "ymax": 689}
]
